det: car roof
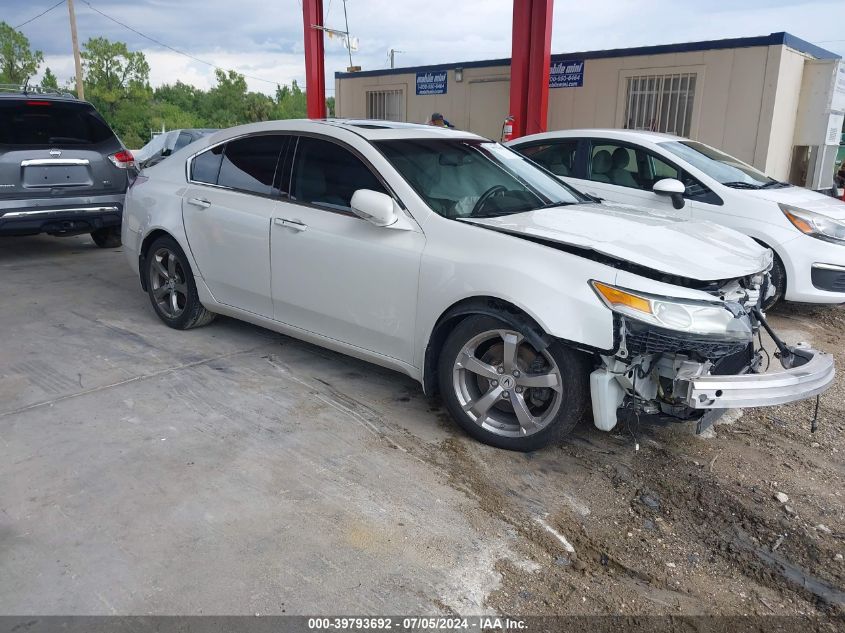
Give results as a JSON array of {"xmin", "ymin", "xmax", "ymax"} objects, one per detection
[
  {"xmin": 0, "ymin": 86, "xmax": 82, "ymax": 103},
  {"xmin": 510, "ymin": 128, "xmax": 684, "ymax": 145},
  {"xmin": 202, "ymin": 118, "xmax": 488, "ymax": 144},
  {"xmin": 326, "ymin": 119, "xmax": 486, "ymax": 141}
]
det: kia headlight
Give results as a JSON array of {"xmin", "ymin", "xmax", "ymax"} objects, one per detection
[
  {"xmin": 780, "ymin": 204, "xmax": 845, "ymax": 244},
  {"xmin": 591, "ymin": 281, "xmax": 752, "ymax": 340}
]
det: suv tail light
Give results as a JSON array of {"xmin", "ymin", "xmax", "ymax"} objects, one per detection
[{"xmin": 109, "ymin": 149, "xmax": 135, "ymax": 169}]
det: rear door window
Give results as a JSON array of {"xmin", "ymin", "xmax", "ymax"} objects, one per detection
[
  {"xmin": 0, "ymin": 100, "xmax": 116, "ymax": 146},
  {"xmin": 516, "ymin": 140, "xmax": 579, "ymax": 177},
  {"xmin": 588, "ymin": 142, "xmax": 642, "ymax": 188},
  {"xmin": 290, "ymin": 136, "xmax": 386, "ymax": 211},
  {"xmin": 217, "ymin": 135, "xmax": 287, "ymax": 196}
]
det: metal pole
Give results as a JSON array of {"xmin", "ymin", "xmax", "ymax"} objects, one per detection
[
  {"xmin": 390, "ymin": 49, "xmax": 394, "ymax": 69},
  {"xmin": 524, "ymin": 0, "xmax": 553, "ymax": 136},
  {"xmin": 509, "ymin": 0, "xmax": 553, "ymax": 139},
  {"xmin": 341, "ymin": 0, "xmax": 353, "ymax": 70},
  {"xmin": 302, "ymin": 0, "xmax": 326, "ymax": 118},
  {"xmin": 67, "ymin": 0, "xmax": 85, "ymax": 100}
]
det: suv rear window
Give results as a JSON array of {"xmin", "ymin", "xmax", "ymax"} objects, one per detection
[{"xmin": 0, "ymin": 100, "xmax": 116, "ymax": 146}]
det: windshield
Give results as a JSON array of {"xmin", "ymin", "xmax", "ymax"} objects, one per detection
[
  {"xmin": 658, "ymin": 140, "xmax": 784, "ymax": 189},
  {"xmin": 376, "ymin": 139, "xmax": 587, "ymax": 218}
]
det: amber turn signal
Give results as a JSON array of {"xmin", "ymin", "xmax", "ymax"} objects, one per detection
[{"xmin": 591, "ymin": 281, "xmax": 653, "ymax": 314}]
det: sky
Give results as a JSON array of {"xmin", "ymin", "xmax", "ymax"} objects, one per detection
[{"xmin": 5, "ymin": 0, "xmax": 845, "ymax": 96}]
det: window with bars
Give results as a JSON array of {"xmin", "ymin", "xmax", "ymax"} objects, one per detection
[
  {"xmin": 366, "ymin": 89, "xmax": 404, "ymax": 121},
  {"xmin": 623, "ymin": 73, "xmax": 697, "ymax": 137}
]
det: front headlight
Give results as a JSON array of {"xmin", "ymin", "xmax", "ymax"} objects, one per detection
[
  {"xmin": 780, "ymin": 204, "xmax": 845, "ymax": 244},
  {"xmin": 591, "ymin": 281, "xmax": 751, "ymax": 340}
]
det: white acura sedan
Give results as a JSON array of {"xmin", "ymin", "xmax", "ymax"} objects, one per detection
[
  {"xmin": 122, "ymin": 120, "xmax": 834, "ymax": 451},
  {"xmin": 508, "ymin": 129, "xmax": 845, "ymax": 307}
]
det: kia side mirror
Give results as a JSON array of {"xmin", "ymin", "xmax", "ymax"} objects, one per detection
[
  {"xmin": 653, "ymin": 178, "xmax": 686, "ymax": 210},
  {"xmin": 350, "ymin": 189, "xmax": 398, "ymax": 227}
]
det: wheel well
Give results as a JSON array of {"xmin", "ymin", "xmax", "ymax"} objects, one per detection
[
  {"xmin": 138, "ymin": 229, "xmax": 171, "ymax": 291},
  {"xmin": 752, "ymin": 238, "xmax": 786, "ymax": 290},
  {"xmin": 422, "ymin": 297, "xmax": 551, "ymax": 396}
]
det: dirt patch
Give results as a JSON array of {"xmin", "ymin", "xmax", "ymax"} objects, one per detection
[{"xmin": 426, "ymin": 304, "xmax": 845, "ymax": 617}]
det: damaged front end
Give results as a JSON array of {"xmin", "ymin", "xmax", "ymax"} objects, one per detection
[{"xmin": 588, "ymin": 273, "xmax": 835, "ymax": 434}]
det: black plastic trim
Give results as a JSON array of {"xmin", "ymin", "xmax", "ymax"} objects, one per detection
[{"xmin": 811, "ymin": 266, "xmax": 845, "ymax": 293}]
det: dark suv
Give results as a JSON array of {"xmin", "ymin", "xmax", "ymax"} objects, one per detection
[{"xmin": 0, "ymin": 86, "xmax": 135, "ymax": 247}]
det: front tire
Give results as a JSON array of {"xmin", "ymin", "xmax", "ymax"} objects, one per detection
[
  {"xmin": 764, "ymin": 253, "xmax": 786, "ymax": 311},
  {"xmin": 91, "ymin": 226, "xmax": 121, "ymax": 248},
  {"xmin": 437, "ymin": 315, "xmax": 589, "ymax": 451},
  {"xmin": 145, "ymin": 235, "xmax": 215, "ymax": 330}
]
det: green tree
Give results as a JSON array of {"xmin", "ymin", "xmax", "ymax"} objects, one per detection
[
  {"xmin": 155, "ymin": 81, "xmax": 204, "ymax": 116},
  {"xmin": 40, "ymin": 67, "xmax": 58, "ymax": 90},
  {"xmin": 0, "ymin": 21, "xmax": 43, "ymax": 84},
  {"xmin": 203, "ymin": 69, "xmax": 248, "ymax": 126},
  {"xmin": 81, "ymin": 37, "xmax": 151, "ymax": 117},
  {"xmin": 272, "ymin": 79, "xmax": 307, "ymax": 119},
  {"xmin": 52, "ymin": 36, "xmax": 318, "ymax": 147}
]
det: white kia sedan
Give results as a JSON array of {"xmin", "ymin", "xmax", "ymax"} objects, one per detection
[
  {"xmin": 122, "ymin": 120, "xmax": 834, "ymax": 451},
  {"xmin": 508, "ymin": 129, "xmax": 845, "ymax": 307}
]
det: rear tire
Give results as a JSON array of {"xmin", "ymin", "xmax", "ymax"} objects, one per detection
[
  {"xmin": 764, "ymin": 253, "xmax": 786, "ymax": 311},
  {"xmin": 91, "ymin": 226, "xmax": 121, "ymax": 248},
  {"xmin": 437, "ymin": 315, "xmax": 589, "ymax": 451},
  {"xmin": 145, "ymin": 235, "xmax": 215, "ymax": 330}
]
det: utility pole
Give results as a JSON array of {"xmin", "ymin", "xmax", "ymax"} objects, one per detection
[{"xmin": 67, "ymin": 0, "xmax": 85, "ymax": 100}]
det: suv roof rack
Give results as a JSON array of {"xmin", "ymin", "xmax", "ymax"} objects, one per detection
[{"xmin": 0, "ymin": 83, "xmax": 78, "ymax": 99}]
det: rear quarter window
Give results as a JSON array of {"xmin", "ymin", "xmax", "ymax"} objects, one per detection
[
  {"xmin": 190, "ymin": 145, "xmax": 224, "ymax": 185},
  {"xmin": 0, "ymin": 100, "xmax": 116, "ymax": 146}
]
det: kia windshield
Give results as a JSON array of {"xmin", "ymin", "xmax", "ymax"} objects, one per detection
[
  {"xmin": 376, "ymin": 138, "xmax": 587, "ymax": 218},
  {"xmin": 659, "ymin": 140, "xmax": 788, "ymax": 189}
]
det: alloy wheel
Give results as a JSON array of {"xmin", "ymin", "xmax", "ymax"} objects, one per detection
[
  {"xmin": 451, "ymin": 329, "xmax": 563, "ymax": 438},
  {"xmin": 150, "ymin": 247, "xmax": 188, "ymax": 319}
]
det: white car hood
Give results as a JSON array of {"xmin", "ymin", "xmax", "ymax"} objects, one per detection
[
  {"xmin": 744, "ymin": 186, "xmax": 845, "ymax": 220},
  {"xmin": 461, "ymin": 202, "xmax": 772, "ymax": 281}
]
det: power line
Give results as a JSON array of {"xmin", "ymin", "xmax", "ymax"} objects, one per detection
[
  {"xmin": 78, "ymin": 0, "xmax": 283, "ymax": 87},
  {"xmin": 13, "ymin": 0, "xmax": 66, "ymax": 30}
]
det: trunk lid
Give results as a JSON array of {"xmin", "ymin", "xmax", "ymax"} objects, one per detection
[{"xmin": 460, "ymin": 202, "xmax": 772, "ymax": 281}]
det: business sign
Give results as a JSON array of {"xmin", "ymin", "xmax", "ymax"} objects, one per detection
[
  {"xmin": 416, "ymin": 71, "xmax": 448, "ymax": 95},
  {"xmin": 550, "ymin": 60, "xmax": 584, "ymax": 88}
]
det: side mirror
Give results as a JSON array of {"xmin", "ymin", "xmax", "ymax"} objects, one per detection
[
  {"xmin": 653, "ymin": 178, "xmax": 686, "ymax": 209},
  {"xmin": 350, "ymin": 189, "xmax": 398, "ymax": 227}
]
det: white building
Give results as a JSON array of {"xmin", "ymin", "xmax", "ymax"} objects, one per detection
[{"xmin": 335, "ymin": 32, "xmax": 844, "ymax": 188}]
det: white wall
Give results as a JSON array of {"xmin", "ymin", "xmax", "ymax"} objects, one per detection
[{"xmin": 336, "ymin": 43, "xmax": 821, "ymax": 178}]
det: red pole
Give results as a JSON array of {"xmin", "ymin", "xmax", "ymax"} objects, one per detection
[
  {"xmin": 525, "ymin": 0, "xmax": 553, "ymax": 135},
  {"xmin": 302, "ymin": 0, "xmax": 326, "ymax": 119},
  {"xmin": 509, "ymin": 0, "xmax": 553, "ymax": 140},
  {"xmin": 509, "ymin": 1, "xmax": 531, "ymax": 140}
]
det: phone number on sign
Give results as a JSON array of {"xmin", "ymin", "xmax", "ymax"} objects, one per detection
[{"xmin": 307, "ymin": 617, "xmax": 471, "ymax": 630}]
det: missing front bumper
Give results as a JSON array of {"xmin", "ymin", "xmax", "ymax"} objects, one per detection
[{"xmin": 683, "ymin": 347, "xmax": 835, "ymax": 409}]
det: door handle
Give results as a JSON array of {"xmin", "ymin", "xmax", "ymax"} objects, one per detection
[
  {"xmin": 187, "ymin": 197, "xmax": 211, "ymax": 209},
  {"xmin": 274, "ymin": 218, "xmax": 307, "ymax": 232}
]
